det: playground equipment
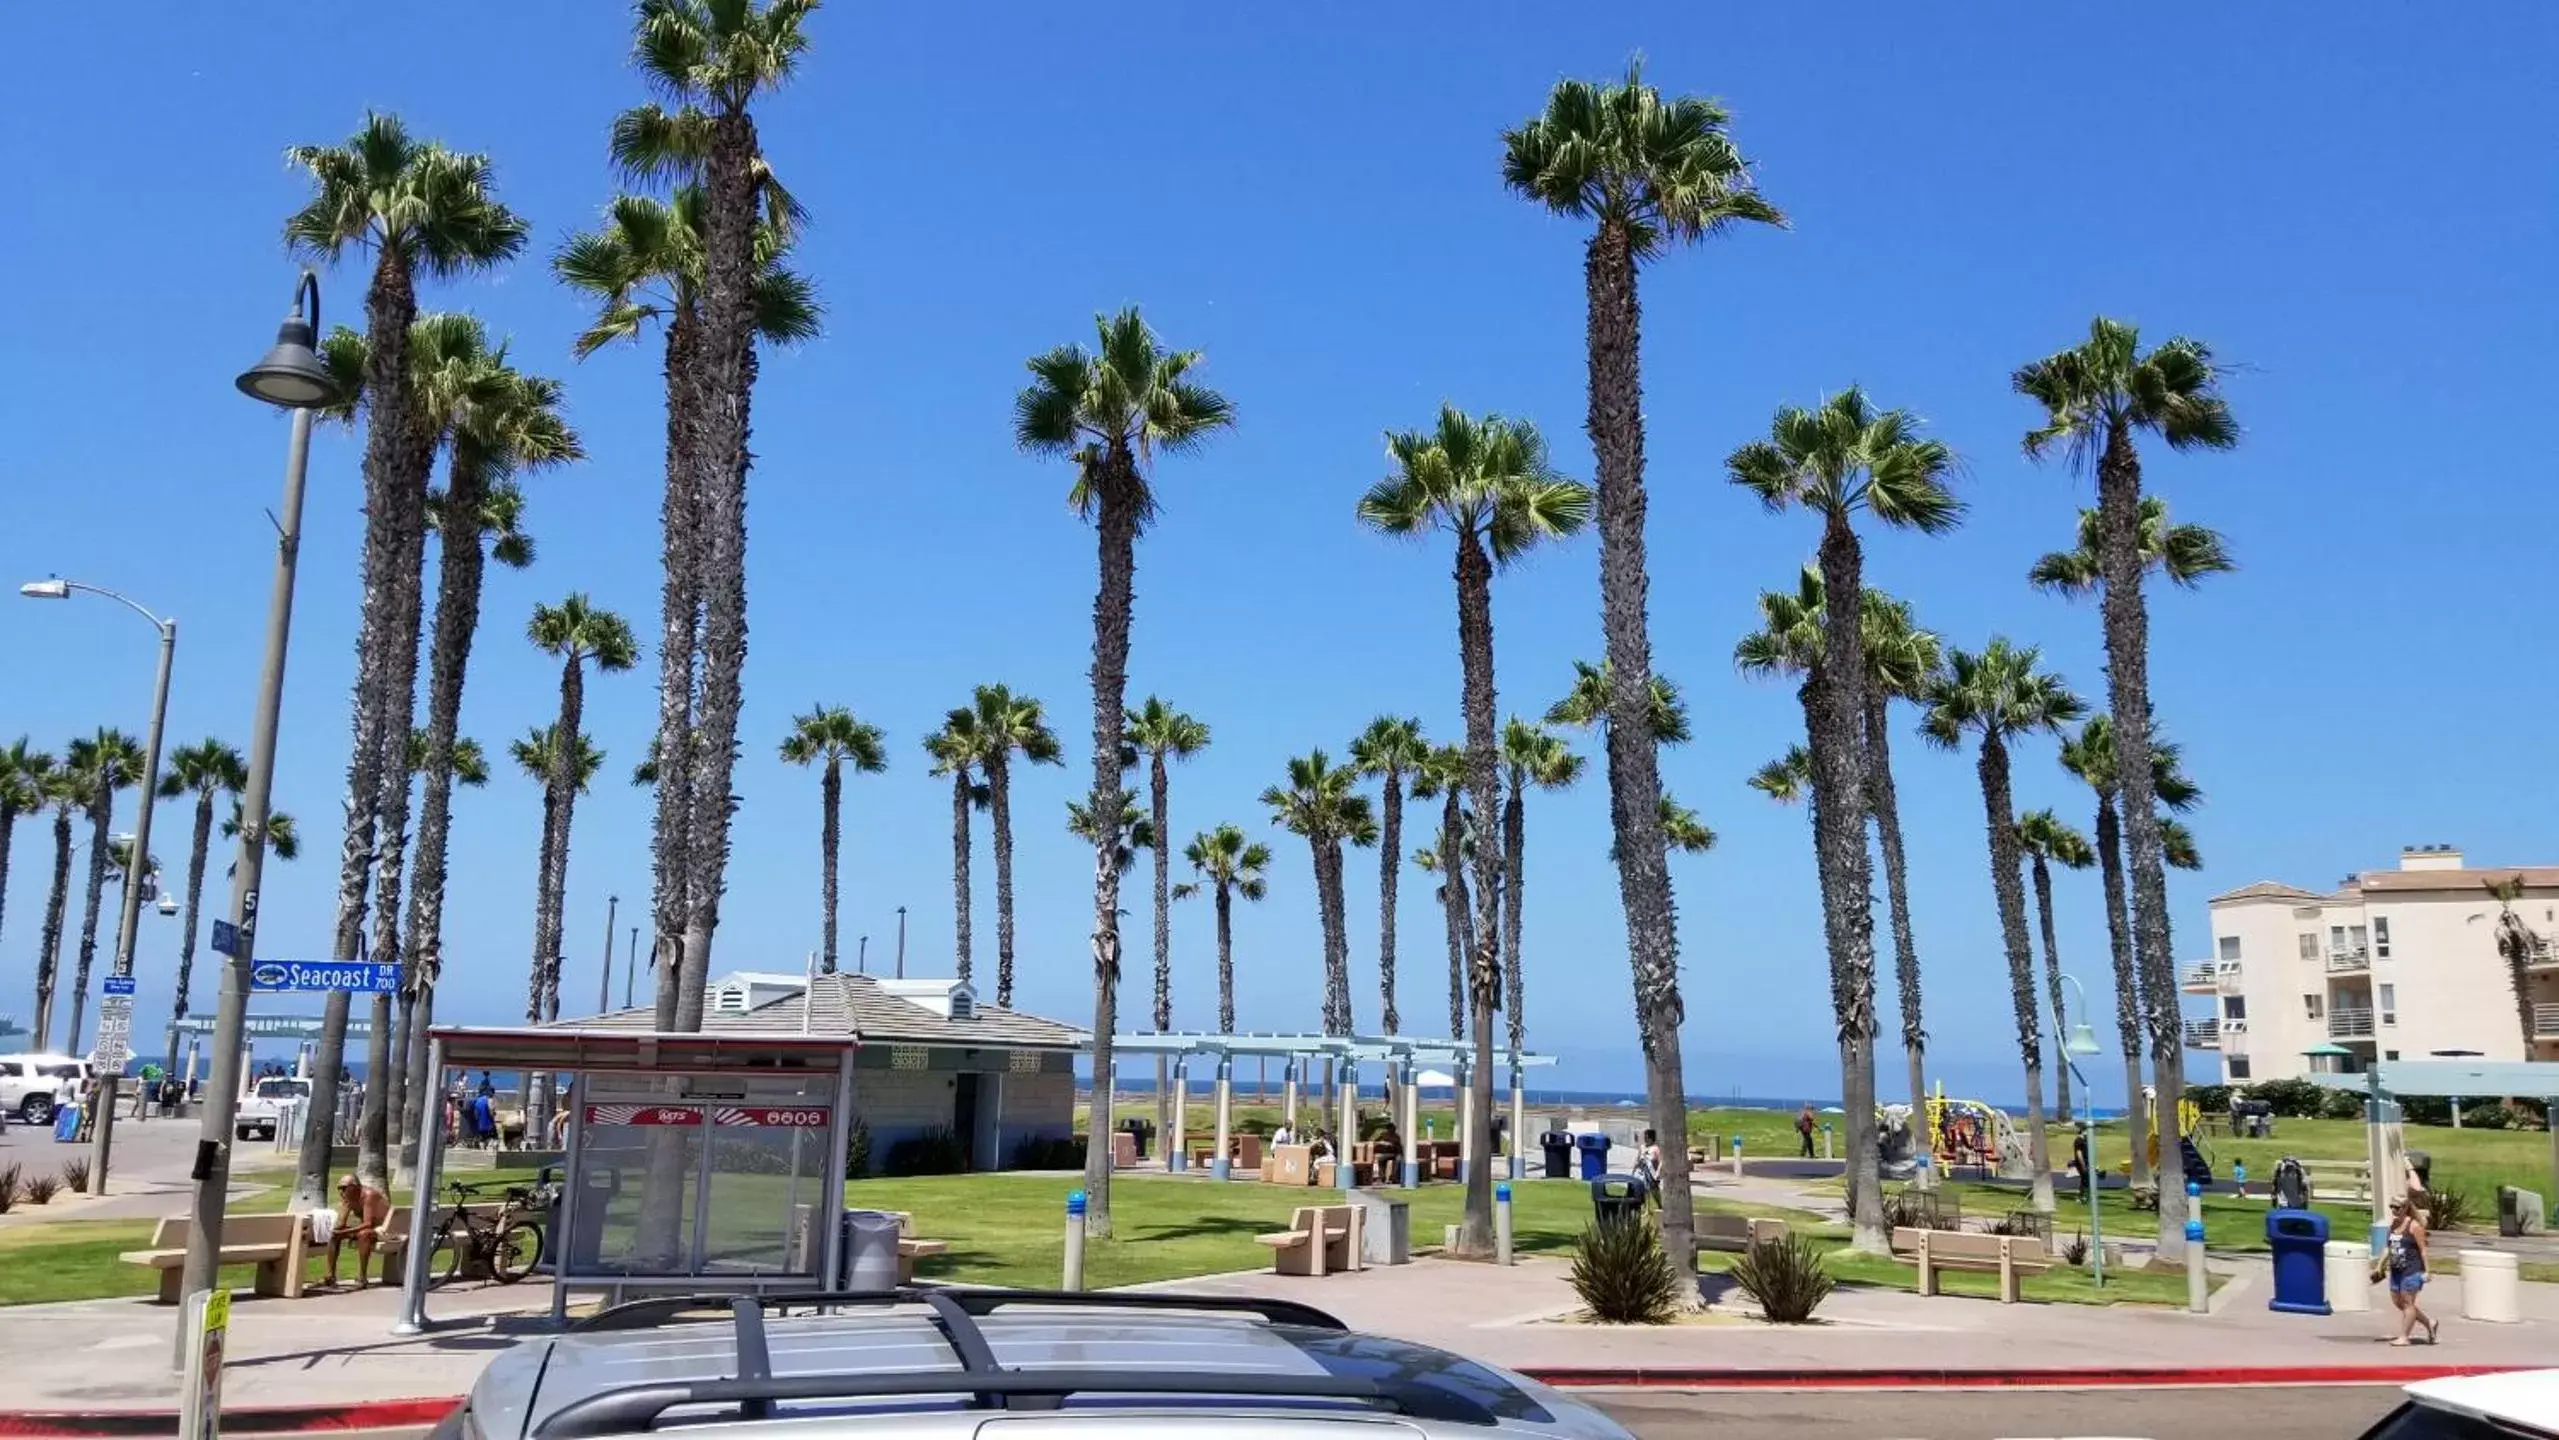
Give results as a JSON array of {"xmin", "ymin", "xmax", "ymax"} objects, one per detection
[{"xmin": 1924, "ymin": 1086, "xmax": 2033, "ymax": 1181}]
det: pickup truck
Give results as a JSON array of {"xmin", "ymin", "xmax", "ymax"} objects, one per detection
[{"xmin": 236, "ymin": 1075, "xmax": 311, "ymax": 1141}]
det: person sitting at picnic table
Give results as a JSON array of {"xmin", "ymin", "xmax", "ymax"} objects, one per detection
[
  {"xmin": 1373, "ymin": 1120, "xmax": 1403, "ymax": 1168},
  {"xmin": 324, "ymin": 1173, "xmax": 391, "ymax": 1289}
]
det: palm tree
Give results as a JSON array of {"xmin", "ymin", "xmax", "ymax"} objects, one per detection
[
  {"xmin": 1657, "ymin": 794, "xmax": 1718, "ymax": 856},
  {"xmin": 1015, "ymin": 307, "xmax": 1234, "ymax": 1238},
  {"xmin": 522, "ymin": 598, "xmax": 633, "ymax": 1136},
  {"xmin": 2014, "ymin": 317, "xmax": 2238, "ymax": 1258},
  {"xmin": 511, "ymin": 724, "xmax": 606, "ymax": 1025},
  {"xmin": 1546, "ymin": 658, "xmax": 1691, "ymax": 742},
  {"xmin": 2483, "ymin": 876, "xmax": 2545, "ymax": 1052},
  {"xmin": 557, "ymin": 180, "xmax": 819, "ymax": 1033},
  {"xmin": 1858, "ymin": 591, "xmax": 1944, "ymax": 1115},
  {"xmin": 63, "ymin": 730, "xmax": 144, "ymax": 1053},
  {"xmin": 622, "ymin": 0, "xmax": 818, "ymax": 1034},
  {"xmin": 1922, "ymin": 639, "xmax": 2086, "ymax": 1216},
  {"xmin": 1497, "ymin": 720, "xmax": 1583, "ymax": 1061},
  {"xmin": 966, "ymin": 685, "xmax": 1064, "ymax": 1009},
  {"xmin": 1359, "ymin": 403, "xmax": 1592, "ymax": 1254},
  {"xmin": 2029, "ymin": 495, "xmax": 2235, "ymax": 597},
  {"xmin": 1175, "ymin": 826, "xmax": 1271, "ymax": 1034},
  {"xmin": 21, "ymin": 752, "xmax": 69, "ymax": 1051},
  {"xmin": 1409, "ymin": 745, "xmax": 1476, "ymax": 1041},
  {"xmin": 780, "ymin": 707, "xmax": 888, "ymax": 973},
  {"xmin": 2016, "ymin": 809, "xmax": 2096, "ymax": 1122},
  {"xmin": 1065, "ymin": 796, "xmax": 1154, "ymax": 876},
  {"xmin": 1262, "ymin": 751, "xmax": 1376, "ymax": 1045},
  {"xmin": 221, "ymin": 805, "xmax": 303, "ymax": 866},
  {"xmin": 0, "ymin": 740, "xmax": 48, "ymax": 965},
  {"xmin": 1349, "ymin": 717, "xmax": 1428, "ymax": 1035},
  {"xmin": 921, "ymin": 712, "xmax": 989, "ymax": 985},
  {"xmin": 393, "ymin": 341, "xmax": 570, "ymax": 1182},
  {"xmin": 1729, "ymin": 386, "xmax": 1960, "ymax": 1254},
  {"xmin": 2056, "ymin": 713, "xmax": 2202, "ymax": 1190},
  {"xmin": 1505, "ymin": 61, "xmax": 1782, "ymax": 1272},
  {"xmin": 155, "ymin": 741, "xmax": 246, "ymax": 1074},
  {"xmin": 284, "ymin": 111, "xmax": 527, "ymax": 1206},
  {"xmin": 1126, "ymin": 696, "xmax": 1209, "ymax": 1148},
  {"xmin": 1748, "ymin": 746, "xmax": 1814, "ymax": 808}
]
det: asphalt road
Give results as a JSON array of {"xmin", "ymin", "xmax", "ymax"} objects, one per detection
[{"xmin": 1593, "ymin": 1384, "xmax": 2404, "ymax": 1440}]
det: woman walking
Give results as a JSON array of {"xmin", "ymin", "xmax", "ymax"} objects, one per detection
[{"xmin": 2383, "ymin": 1197, "xmax": 2438, "ymax": 1346}]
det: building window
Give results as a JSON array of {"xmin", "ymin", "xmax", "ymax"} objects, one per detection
[
  {"xmin": 2224, "ymin": 996, "xmax": 2248, "ymax": 1020},
  {"xmin": 2304, "ymin": 994, "xmax": 2324, "ymax": 1020},
  {"xmin": 2379, "ymin": 984, "xmax": 2396, "ymax": 1027},
  {"xmin": 2218, "ymin": 935, "xmax": 2242, "ymax": 962},
  {"xmin": 2299, "ymin": 933, "xmax": 2319, "ymax": 961},
  {"xmin": 2373, "ymin": 917, "xmax": 2391, "ymax": 959},
  {"xmin": 2385, "ymin": 1050, "xmax": 2400, "ymax": 1062},
  {"xmin": 2330, "ymin": 925, "xmax": 2347, "ymax": 950},
  {"xmin": 2228, "ymin": 1056, "xmax": 2253, "ymax": 1079},
  {"xmin": 2350, "ymin": 924, "xmax": 2368, "ymax": 950}
]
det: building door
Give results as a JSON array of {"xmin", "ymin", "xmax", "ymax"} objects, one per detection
[{"xmin": 954, "ymin": 1073, "xmax": 981, "ymax": 1171}]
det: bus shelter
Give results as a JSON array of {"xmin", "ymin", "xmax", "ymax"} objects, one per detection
[{"xmin": 394, "ymin": 1025, "xmax": 858, "ymax": 1335}]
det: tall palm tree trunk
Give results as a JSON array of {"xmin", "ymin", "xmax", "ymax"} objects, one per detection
[
  {"xmin": 1147, "ymin": 753, "xmax": 1172, "ymax": 1149},
  {"xmin": 2029, "ymin": 854, "xmax": 2074, "ymax": 1123},
  {"xmin": 1585, "ymin": 220, "xmax": 1694, "ymax": 1273},
  {"xmin": 1078, "ymin": 451, "xmax": 1142, "ymax": 1240},
  {"xmin": 70, "ymin": 774, "xmax": 117, "ymax": 1052},
  {"xmin": 1320, "ymin": 840, "xmax": 1352, "ymax": 1034},
  {"xmin": 1377, "ymin": 776, "xmax": 1403, "ymax": 1034},
  {"xmin": 2095, "ymin": 792, "xmax": 2150, "ymax": 1187},
  {"xmin": 1501, "ymin": 771, "xmax": 1527, "ymax": 1059},
  {"xmin": 528, "ymin": 661, "xmax": 588, "ymax": 1137},
  {"xmin": 1865, "ymin": 689, "xmax": 1928, "ymax": 1112},
  {"xmin": 0, "ymin": 802, "xmax": 15, "ymax": 960},
  {"xmin": 988, "ymin": 753, "xmax": 1020, "ymax": 1007},
  {"xmin": 1977, "ymin": 733, "xmax": 2054, "ymax": 1214},
  {"xmin": 1439, "ymin": 791, "xmax": 1469, "ymax": 1041},
  {"xmin": 35, "ymin": 810, "xmax": 73, "ymax": 1050},
  {"xmin": 399, "ymin": 442, "xmax": 494, "ymax": 1182},
  {"xmin": 358, "ymin": 481, "xmax": 433, "ymax": 1187},
  {"xmin": 819, "ymin": 759, "xmax": 841, "ymax": 972},
  {"xmin": 1301, "ymin": 834, "xmax": 1334, "ymax": 1031},
  {"xmin": 1810, "ymin": 518, "xmax": 1885, "ymax": 1252},
  {"xmin": 1452, "ymin": 540, "xmax": 1504, "ymax": 1254},
  {"xmin": 948, "ymin": 769, "xmax": 973, "ymax": 985},
  {"xmin": 649, "ymin": 311, "xmax": 704, "ymax": 1031},
  {"xmin": 2093, "ymin": 424, "xmax": 2185, "ymax": 1254},
  {"xmin": 1214, "ymin": 882, "xmax": 1237, "ymax": 1033},
  {"xmin": 164, "ymin": 793, "xmax": 217, "ymax": 1092}
]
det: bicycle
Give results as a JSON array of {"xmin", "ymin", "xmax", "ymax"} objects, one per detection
[{"xmin": 423, "ymin": 1177, "xmax": 548, "ymax": 1287}]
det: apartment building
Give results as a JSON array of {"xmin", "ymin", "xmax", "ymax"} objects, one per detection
[{"xmin": 2185, "ymin": 845, "xmax": 2559, "ymax": 1082}]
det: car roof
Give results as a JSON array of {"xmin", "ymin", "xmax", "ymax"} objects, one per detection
[
  {"xmin": 2404, "ymin": 1370, "xmax": 2559, "ymax": 1433},
  {"xmin": 469, "ymin": 1292, "xmax": 1614, "ymax": 1440}
]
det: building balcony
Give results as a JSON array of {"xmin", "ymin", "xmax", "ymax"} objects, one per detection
[
  {"xmin": 2534, "ymin": 1003, "xmax": 2559, "ymax": 1040},
  {"xmin": 2180, "ymin": 962, "xmax": 2236, "ymax": 993},
  {"xmin": 2183, "ymin": 1019, "xmax": 2220, "ymax": 1049},
  {"xmin": 2528, "ymin": 938, "xmax": 2558, "ymax": 974},
  {"xmin": 2326, "ymin": 948, "xmax": 2370, "ymax": 975},
  {"xmin": 2329, "ymin": 1007, "xmax": 2377, "ymax": 1040}
]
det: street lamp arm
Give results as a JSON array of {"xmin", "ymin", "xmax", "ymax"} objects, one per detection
[{"xmin": 25, "ymin": 578, "xmax": 173, "ymax": 633}]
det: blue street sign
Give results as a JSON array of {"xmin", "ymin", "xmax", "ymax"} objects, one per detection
[
  {"xmin": 210, "ymin": 919, "xmax": 243, "ymax": 959},
  {"xmin": 102, "ymin": 975, "xmax": 137, "ymax": 997},
  {"xmin": 247, "ymin": 960, "xmax": 401, "ymax": 995}
]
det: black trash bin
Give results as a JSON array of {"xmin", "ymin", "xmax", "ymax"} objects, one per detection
[
  {"xmin": 1121, "ymin": 1116, "xmax": 1155, "ymax": 1159},
  {"xmin": 1591, "ymin": 1174, "xmax": 1644, "ymax": 1226},
  {"xmin": 1539, "ymin": 1131, "xmax": 1573, "ymax": 1180}
]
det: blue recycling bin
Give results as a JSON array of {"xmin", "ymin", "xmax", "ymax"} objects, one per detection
[
  {"xmin": 1574, "ymin": 1132, "xmax": 1611, "ymax": 1180},
  {"xmin": 52, "ymin": 1103, "xmax": 81, "ymax": 1143},
  {"xmin": 2266, "ymin": 1207, "xmax": 2331, "ymax": 1316}
]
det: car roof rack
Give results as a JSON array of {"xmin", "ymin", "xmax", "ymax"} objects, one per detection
[
  {"xmin": 537, "ymin": 1287, "xmax": 1486, "ymax": 1438},
  {"xmin": 572, "ymin": 1285, "xmax": 1350, "ymax": 1335}
]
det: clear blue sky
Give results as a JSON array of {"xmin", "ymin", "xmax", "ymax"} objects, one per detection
[{"xmin": 3, "ymin": 5, "xmax": 2553, "ymax": 1101}]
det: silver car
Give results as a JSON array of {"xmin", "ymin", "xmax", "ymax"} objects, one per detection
[{"xmin": 437, "ymin": 1288, "xmax": 1634, "ymax": 1440}]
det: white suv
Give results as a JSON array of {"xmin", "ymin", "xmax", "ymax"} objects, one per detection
[{"xmin": 0, "ymin": 1054, "xmax": 92, "ymax": 1126}]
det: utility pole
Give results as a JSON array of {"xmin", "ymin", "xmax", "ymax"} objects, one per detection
[
  {"xmin": 623, "ymin": 925, "xmax": 638, "ymax": 1009},
  {"xmin": 597, "ymin": 895, "xmax": 618, "ymax": 1015},
  {"xmin": 857, "ymin": 935, "xmax": 868, "ymax": 974},
  {"xmin": 895, "ymin": 906, "xmax": 907, "ymax": 979}
]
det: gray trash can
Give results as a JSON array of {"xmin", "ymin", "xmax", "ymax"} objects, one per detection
[
  {"xmin": 1345, "ymin": 1188, "xmax": 1411, "ymax": 1266},
  {"xmin": 840, "ymin": 1209, "xmax": 903, "ymax": 1290}
]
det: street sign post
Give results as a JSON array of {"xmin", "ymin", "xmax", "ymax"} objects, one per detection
[
  {"xmin": 93, "ymin": 996, "xmax": 135, "ymax": 1073},
  {"xmin": 103, "ymin": 975, "xmax": 137, "ymax": 997},
  {"xmin": 247, "ymin": 960, "xmax": 400, "ymax": 995},
  {"xmin": 180, "ymin": 1286, "xmax": 228, "ymax": 1440},
  {"xmin": 209, "ymin": 918, "xmax": 242, "ymax": 959}
]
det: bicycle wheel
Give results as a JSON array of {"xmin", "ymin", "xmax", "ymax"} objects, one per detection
[
  {"xmin": 423, "ymin": 1220, "xmax": 469, "ymax": 1289},
  {"xmin": 491, "ymin": 1221, "xmax": 544, "ymax": 1284}
]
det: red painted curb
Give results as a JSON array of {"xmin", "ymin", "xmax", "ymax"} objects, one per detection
[
  {"xmin": 1522, "ymin": 1363, "xmax": 2527, "ymax": 1391},
  {"xmin": 0, "ymin": 1397, "xmax": 459, "ymax": 1437}
]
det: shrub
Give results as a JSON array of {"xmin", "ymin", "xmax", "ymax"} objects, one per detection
[
  {"xmin": 2243, "ymin": 1078, "xmax": 2330, "ymax": 1118},
  {"xmin": 59, "ymin": 1158, "xmax": 90, "ymax": 1193},
  {"xmin": 2320, "ymin": 1090, "xmax": 2369, "ymax": 1122},
  {"xmin": 1569, "ymin": 1217, "xmax": 1682, "ymax": 1324},
  {"xmin": 1730, "ymin": 1231, "xmax": 1835, "ymax": 1324},
  {"xmin": 2185, "ymin": 1084, "xmax": 2234, "ymax": 1113},
  {"xmin": 23, "ymin": 1175, "xmax": 59, "ymax": 1206},
  {"xmin": 2421, "ymin": 1187, "xmax": 2473, "ymax": 1233},
  {"xmin": 2062, "ymin": 1230, "xmax": 2091, "ymax": 1266},
  {"xmin": 0, "ymin": 1163, "xmax": 20, "ymax": 1214},
  {"xmin": 881, "ymin": 1126, "xmax": 969, "ymax": 1178},
  {"xmin": 844, "ymin": 1118, "xmax": 872, "ymax": 1180},
  {"xmin": 2401, "ymin": 1095, "xmax": 2452, "ymax": 1126},
  {"xmin": 2459, "ymin": 1101, "xmax": 2512, "ymax": 1131},
  {"xmin": 1009, "ymin": 1135, "xmax": 1084, "ymax": 1170},
  {"xmin": 1880, "ymin": 1187, "xmax": 1938, "ymax": 1232},
  {"xmin": 1236, "ymin": 1115, "xmax": 1277, "ymax": 1138}
]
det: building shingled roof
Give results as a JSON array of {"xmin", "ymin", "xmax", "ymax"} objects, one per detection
[
  {"xmin": 553, "ymin": 972, "xmax": 1086, "ymax": 1049},
  {"xmin": 2209, "ymin": 880, "xmax": 2329, "ymax": 905}
]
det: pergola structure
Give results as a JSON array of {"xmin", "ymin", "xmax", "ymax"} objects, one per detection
[
  {"xmin": 1106, "ymin": 1031, "xmax": 1557, "ymax": 1186},
  {"xmin": 2311, "ymin": 1059, "xmax": 2559, "ymax": 1237}
]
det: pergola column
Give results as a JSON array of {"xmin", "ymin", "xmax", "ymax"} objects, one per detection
[
  {"xmin": 1338, "ymin": 1059, "xmax": 1358, "ymax": 1190},
  {"xmin": 1508, "ymin": 1057, "xmax": 1527, "ymax": 1180},
  {"xmin": 1458, "ymin": 1055, "xmax": 1477, "ymax": 1183},
  {"xmin": 1282, "ymin": 1058, "xmax": 1300, "ymax": 1136},
  {"xmin": 1168, "ymin": 1053, "xmax": 1189, "ymax": 1172},
  {"xmin": 1398, "ymin": 1058, "xmax": 1420, "ymax": 1188},
  {"xmin": 1211, "ymin": 1054, "xmax": 1234, "ymax": 1181}
]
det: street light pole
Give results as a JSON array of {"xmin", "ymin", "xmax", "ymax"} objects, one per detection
[
  {"xmin": 598, "ymin": 895, "xmax": 618, "ymax": 1015},
  {"xmin": 177, "ymin": 272, "xmax": 333, "ymax": 1366},
  {"xmin": 2059, "ymin": 973, "xmax": 2106, "ymax": 1287},
  {"xmin": 624, "ymin": 924, "xmax": 638, "ymax": 1010},
  {"xmin": 895, "ymin": 906, "xmax": 907, "ymax": 979}
]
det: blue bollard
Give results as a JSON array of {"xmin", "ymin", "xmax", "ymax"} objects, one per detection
[{"xmin": 1063, "ymin": 1190, "xmax": 1088, "ymax": 1291}]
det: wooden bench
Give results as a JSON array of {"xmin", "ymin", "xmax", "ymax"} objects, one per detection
[
  {"xmin": 1890, "ymin": 1226, "xmax": 2052, "ymax": 1304},
  {"xmin": 2303, "ymin": 1160, "xmax": 2373, "ymax": 1206},
  {"xmin": 1255, "ymin": 1204, "xmax": 1364, "ymax": 1276},
  {"xmin": 1696, "ymin": 1215, "xmax": 1790, "ymax": 1254},
  {"xmin": 121, "ymin": 1213, "xmax": 310, "ymax": 1303}
]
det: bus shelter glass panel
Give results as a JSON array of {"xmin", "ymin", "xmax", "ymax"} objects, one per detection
[
  {"xmin": 701, "ymin": 1076, "xmax": 835, "ymax": 1277},
  {"xmin": 569, "ymin": 1072, "xmax": 834, "ymax": 1278}
]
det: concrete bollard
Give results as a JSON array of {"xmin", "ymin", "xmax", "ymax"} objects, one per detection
[
  {"xmin": 1821, "ymin": 1123, "xmax": 1834, "ymax": 1161},
  {"xmin": 1063, "ymin": 1189, "xmax": 1088, "ymax": 1292},
  {"xmin": 1730, "ymin": 1136, "xmax": 1745, "ymax": 1179},
  {"xmin": 1495, "ymin": 1181, "xmax": 1514, "ymax": 1266},
  {"xmin": 2185, "ymin": 1181, "xmax": 2207, "ymax": 1313}
]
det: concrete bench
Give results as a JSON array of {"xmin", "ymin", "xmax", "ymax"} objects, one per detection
[
  {"xmin": 120, "ymin": 1213, "xmax": 310, "ymax": 1303},
  {"xmin": 1696, "ymin": 1215, "xmax": 1790, "ymax": 1254},
  {"xmin": 1256, "ymin": 1203, "xmax": 1364, "ymax": 1276},
  {"xmin": 1890, "ymin": 1226, "xmax": 2052, "ymax": 1304},
  {"xmin": 2303, "ymin": 1160, "xmax": 2373, "ymax": 1206}
]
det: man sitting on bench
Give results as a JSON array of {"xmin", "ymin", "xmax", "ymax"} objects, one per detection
[{"xmin": 325, "ymin": 1173, "xmax": 391, "ymax": 1289}]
